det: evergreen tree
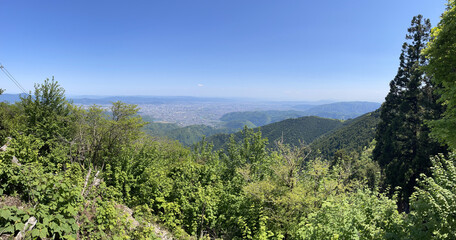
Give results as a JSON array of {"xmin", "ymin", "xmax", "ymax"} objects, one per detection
[{"xmin": 373, "ymin": 15, "xmax": 446, "ymax": 211}]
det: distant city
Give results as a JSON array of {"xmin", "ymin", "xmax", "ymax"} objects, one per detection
[
  {"xmin": 76, "ymin": 100, "xmax": 309, "ymax": 126},
  {"xmin": 0, "ymin": 94, "xmax": 381, "ymax": 126}
]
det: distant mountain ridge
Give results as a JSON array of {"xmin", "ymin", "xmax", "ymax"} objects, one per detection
[
  {"xmin": 297, "ymin": 101, "xmax": 381, "ymax": 120},
  {"xmin": 219, "ymin": 101, "xmax": 381, "ymax": 128},
  {"xmin": 220, "ymin": 110, "xmax": 307, "ymax": 127}
]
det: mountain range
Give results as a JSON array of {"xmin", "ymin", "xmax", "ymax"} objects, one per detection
[{"xmin": 219, "ymin": 101, "xmax": 381, "ymax": 129}]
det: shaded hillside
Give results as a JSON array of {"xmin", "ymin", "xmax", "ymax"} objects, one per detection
[
  {"xmin": 207, "ymin": 116, "xmax": 343, "ymax": 149},
  {"xmin": 310, "ymin": 109, "xmax": 381, "ymax": 159},
  {"xmin": 220, "ymin": 110, "xmax": 307, "ymax": 127},
  {"xmin": 223, "ymin": 119, "xmax": 257, "ymax": 129},
  {"xmin": 166, "ymin": 125, "xmax": 230, "ymax": 146},
  {"xmin": 142, "ymin": 121, "xmax": 181, "ymax": 136},
  {"xmin": 143, "ymin": 122, "xmax": 231, "ymax": 146}
]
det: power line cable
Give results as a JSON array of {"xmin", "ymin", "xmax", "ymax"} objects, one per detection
[
  {"xmin": 0, "ymin": 67, "xmax": 25, "ymax": 93},
  {"xmin": 2, "ymin": 68, "xmax": 27, "ymax": 93},
  {"xmin": 0, "ymin": 64, "xmax": 27, "ymax": 93},
  {"xmin": 0, "ymin": 63, "xmax": 25, "ymax": 93},
  {"xmin": 0, "ymin": 62, "xmax": 29, "ymax": 95}
]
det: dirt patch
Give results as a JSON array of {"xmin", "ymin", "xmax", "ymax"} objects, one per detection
[{"xmin": 0, "ymin": 195, "xmax": 29, "ymax": 209}]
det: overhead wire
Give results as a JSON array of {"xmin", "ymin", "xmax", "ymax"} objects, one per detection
[
  {"xmin": 0, "ymin": 63, "xmax": 27, "ymax": 93},
  {"xmin": 1, "ymin": 66, "xmax": 27, "ymax": 93},
  {"xmin": 0, "ymin": 62, "xmax": 30, "ymax": 95}
]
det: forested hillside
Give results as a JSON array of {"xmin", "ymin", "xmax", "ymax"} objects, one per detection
[
  {"xmin": 211, "ymin": 109, "xmax": 381, "ymax": 159},
  {"xmin": 143, "ymin": 104, "xmax": 378, "ymax": 146},
  {"xmin": 143, "ymin": 121, "xmax": 231, "ymax": 146},
  {"xmin": 310, "ymin": 109, "xmax": 381, "ymax": 159},
  {"xmin": 207, "ymin": 116, "xmax": 343, "ymax": 150},
  {"xmin": 219, "ymin": 110, "xmax": 307, "ymax": 127}
]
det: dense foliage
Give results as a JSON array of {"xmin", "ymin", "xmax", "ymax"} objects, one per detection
[
  {"xmin": 407, "ymin": 153, "xmax": 456, "ymax": 239},
  {"xmin": 296, "ymin": 189, "xmax": 405, "ymax": 240},
  {"xmin": 0, "ymin": 80, "xmax": 392, "ymax": 239},
  {"xmin": 424, "ymin": 0, "xmax": 456, "ymax": 150}
]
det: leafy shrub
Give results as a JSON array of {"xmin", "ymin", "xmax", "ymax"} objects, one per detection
[
  {"xmin": 296, "ymin": 189, "xmax": 405, "ymax": 240},
  {"xmin": 408, "ymin": 153, "xmax": 456, "ymax": 239}
]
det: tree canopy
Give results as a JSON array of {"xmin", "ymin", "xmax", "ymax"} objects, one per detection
[{"xmin": 424, "ymin": 0, "xmax": 456, "ymax": 150}]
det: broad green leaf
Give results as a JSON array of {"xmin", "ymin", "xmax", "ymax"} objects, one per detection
[
  {"xmin": 31, "ymin": 228, "xmax": 41, "ymax": 237},
  {"xmin": 0, "ymin": 209, "xmax": 12, "ymax": 219}
]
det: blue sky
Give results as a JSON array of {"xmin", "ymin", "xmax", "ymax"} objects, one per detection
[{"xmin": 0, "ymin": 0, "xmax": 448, "ymax": 102}]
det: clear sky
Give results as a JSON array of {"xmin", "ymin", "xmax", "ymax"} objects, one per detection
[{"xmin": 0, "ymin": 0, "xmax": 448, "ymax": 102}]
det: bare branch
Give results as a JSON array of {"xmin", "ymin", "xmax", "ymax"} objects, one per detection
[
  {"xmin": 14, "ymin": 216, "xmax": 37, "ymax": 240},
  {"xmin": 81, "ymin": 168, "xmax": 92, "ymax": 197}
]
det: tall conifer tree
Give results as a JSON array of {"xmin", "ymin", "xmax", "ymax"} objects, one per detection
[{"xmin": 373, "ymin": 15, "xmax": 447, "ymax": 211}]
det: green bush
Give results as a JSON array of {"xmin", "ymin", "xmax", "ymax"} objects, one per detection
[{"xmin": 296, "ymin": 189, "xmax": 405, "ymax": 240}]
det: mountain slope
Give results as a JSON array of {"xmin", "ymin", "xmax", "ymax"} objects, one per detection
[
  {"xmin": 143, "ymin": 122, "xmax": 231, "ymax": 146},
  {"xmin": 220, "ymin": 110, "xmax": 307, "ymax": 127},
  {"xmin": 207, "ymin": 116, "xmax": 343, "ymax": 149},
  {"xmin": 309, "ymin": 109, "xmax": 381, "ymax": 159}
]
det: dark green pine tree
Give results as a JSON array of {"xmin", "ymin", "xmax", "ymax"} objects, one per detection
[{"xmin": 373, "ymin": 15, "xmax": 447, "ymax": 211}]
